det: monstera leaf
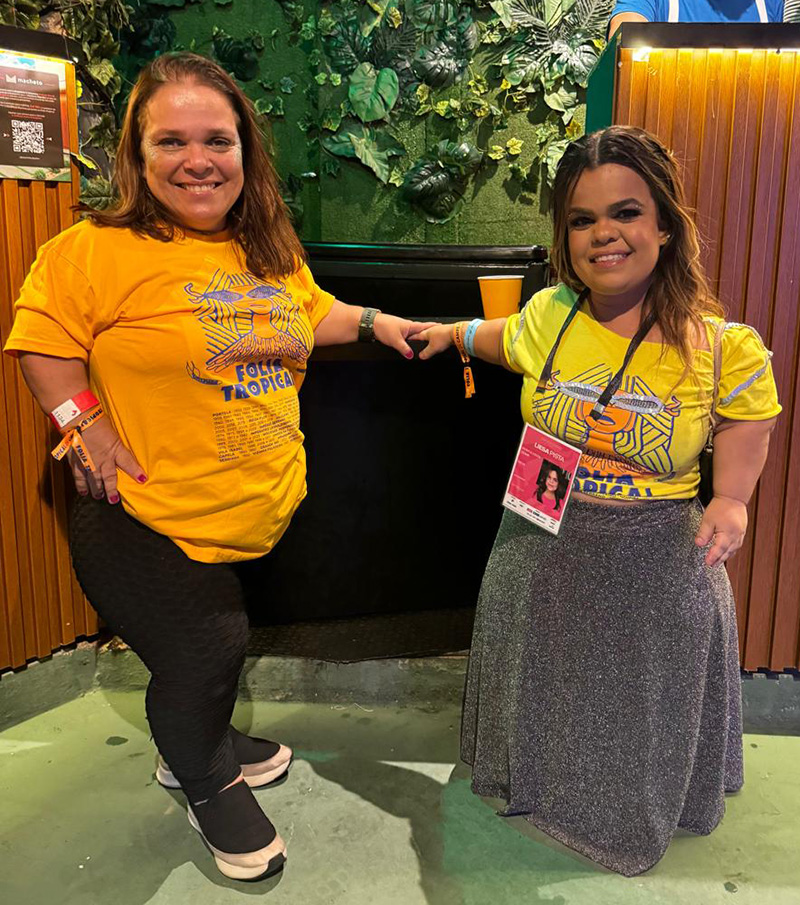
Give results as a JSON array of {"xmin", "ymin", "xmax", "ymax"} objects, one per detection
[
  {"xmin": 322, "ymin": 122, "xmax": 405, "ymax": 183},
  {"xmin": 370, "ymin": 15, "xmax": 419, "ymax": 95},
  {"xmin": 548, "ymin": 35, "xmax": 601, "ymax": 85},
  {"xmin": 436, "ymin": 139, "xmax": 483, "ymax": 176},
  {"xmin": 412, "ymin": 42, "xmax": 461, "ymax": 88},
  {"xmin": 411, "ymin": 9, "xmax": 477, "ymax": 88},
  {"xmin": 348, "ymin": 63, "xmax": 400, "ymax": 122},
  {"xmin": 406, "ymin": 0, "xmax": 459, "ymax": 31},
  {"xmin": 401, "ymin": 140, "xmax": 483, "ymax": 222},
  {"xmin": 324, "ymin": 12, "xmax": 373, "ymax": 74}
]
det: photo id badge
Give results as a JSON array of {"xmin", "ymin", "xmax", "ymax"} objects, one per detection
[{"xmin": 502, "ymin": 424, "xmax": 582, "ymax": 535}]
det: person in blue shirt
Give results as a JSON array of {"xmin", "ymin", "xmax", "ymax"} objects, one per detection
[{"xmin": 609, "ymin": 0, "xmax": 784, "ymax": 36}]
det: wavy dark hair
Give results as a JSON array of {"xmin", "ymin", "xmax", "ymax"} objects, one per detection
[
  {"xmin": 535, "ymin": 465, "xmax": 565, "ymax": 512},
  {"xmin": 84, "ymin": 52, "xmax": 306, "ymax": 278},
  {"xmin": 550, "ymin": 126, "xmax": 724, "ymax": 378}
]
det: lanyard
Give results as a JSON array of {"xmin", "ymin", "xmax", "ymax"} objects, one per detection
[{"xmin": 535, "ymin": 289, "xmax": 658, "ymax": 423}]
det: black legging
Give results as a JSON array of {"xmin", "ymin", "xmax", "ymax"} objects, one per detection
[{"xmin": 70, "ymin": 495, "xmax": 252, "ymax": 803}]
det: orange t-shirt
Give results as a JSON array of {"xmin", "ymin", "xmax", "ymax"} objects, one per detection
[{"xmin": 4, "ymin": 220, "xmax": 336, "ymax": 562}]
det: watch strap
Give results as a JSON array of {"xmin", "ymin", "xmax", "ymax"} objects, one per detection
[{"xmin": 358, "ymin": 307, "xmax": 381, "ymax": 343}]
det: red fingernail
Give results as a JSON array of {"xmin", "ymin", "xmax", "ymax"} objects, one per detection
[
  {"xmin": 79, "ymin": 490, "xmax": 88, "ymax": 496},
  {"xmin": 405, "ymin": 350, "xmax": 413, "ymax": 359},
  {"xmin": 109, "ymin": 494, "xmax": 120, "ymax": 504},
  {"xmin": 137, "ymin": 474, "xmax": 147, "ymax": 483}
]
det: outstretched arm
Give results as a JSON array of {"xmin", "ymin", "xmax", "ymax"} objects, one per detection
[
  {"xmin": 416, "ymin": 318, "xmax": 512, "ymax": 369},
  {"xmin": 313, "ymin": 300, "xmax": 435, "ymax": 358}
]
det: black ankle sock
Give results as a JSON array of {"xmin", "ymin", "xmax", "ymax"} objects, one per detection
[
  {"xmin": 192, "ymin": 781, "xmax": 277, "ymax": 853},
  {"xmin": 229, "ymin": 726, "xmax": 280, "ymax": 764}
]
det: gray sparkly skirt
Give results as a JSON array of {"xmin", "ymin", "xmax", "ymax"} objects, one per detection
[{"xmin": 461, "ymin": 498, "xmax": 743, "ymax": 877}]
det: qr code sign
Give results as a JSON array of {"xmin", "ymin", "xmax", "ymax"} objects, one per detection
[{"xmin": 11, "ymin": 119, "xmax": 45, "ymax": 155}]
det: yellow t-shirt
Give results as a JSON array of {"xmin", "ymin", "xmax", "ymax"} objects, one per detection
[
  {"xmin": 4, "ymin": 220, "xmax": 336, "ymax": 562},
  {"xmin": 503, "ymin": 284, "xmax": 781, "ymax": 501}
]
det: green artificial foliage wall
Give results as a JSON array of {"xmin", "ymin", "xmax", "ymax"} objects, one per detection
[
  {"xmin": 162, "ymin": 0, "xmax": 607, "ymax": 246},
  {"xmin": 0, "ymin": 0, "xmax": 611, "ymax": 247}
]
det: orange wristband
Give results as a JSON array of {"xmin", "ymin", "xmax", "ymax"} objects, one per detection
[
  {"xmin": 63, "ymin": 404, "xmax": 104, "ymax": 434},
  {"xmin": 51, "ymin": 404, "xmax": 105, "ymax": 472},
  {"xmin": 452, "ymin": 321, "xmax": 475, "ymax": 399},
  {"xmin": 51, "ymin": 429, "xmax": 97, "ymax": 472}
]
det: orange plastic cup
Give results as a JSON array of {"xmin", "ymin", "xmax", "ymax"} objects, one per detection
[{"xmin": 478, "ymin": 275, "xmax": 524, "ymax": 319}]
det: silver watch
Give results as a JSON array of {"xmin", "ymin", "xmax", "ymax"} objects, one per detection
[{"xmin": 358, "ymin": 307, "xmax": 381, "ymax": 342}]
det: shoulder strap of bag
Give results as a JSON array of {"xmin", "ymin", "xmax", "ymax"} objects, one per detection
[{"xmin": 707, "ymin": 319, "xmax": 727, "ymax": 445}]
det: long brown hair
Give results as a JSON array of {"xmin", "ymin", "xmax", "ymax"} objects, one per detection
[
  {"xmin": 550, "ymin": 126, "xmax": 724, "ymax": 377},
  {"xmin": 85, "ymin": 52, "xmax": 306, "ymax": 278}
]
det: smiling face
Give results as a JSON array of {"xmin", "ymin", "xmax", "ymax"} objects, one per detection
[
  {"xmin": 566, "ymin": 163, "xmax": 669, "ymax": 304},
  {"xmin": 140, "ymin": 80, "xmax": 244, "ymax": 232},
  {"xmin": 545, "ymin": 470, "xmax": 559, "ymax": 493}
]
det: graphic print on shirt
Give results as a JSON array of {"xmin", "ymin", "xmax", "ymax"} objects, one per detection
[
  {"xmin": 531, "ymin": 365, "xmax": 681, "ymax": 498},
  {"xmin": 186, "ymin": 269, "xmax": 313, "ymax": 372},
  {"xmin": 184, "ymin": 269, "xmax": 309, "ymax": 463}
]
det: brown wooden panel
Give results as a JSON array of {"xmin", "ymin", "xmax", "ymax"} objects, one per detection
[
  {"xmin": 767, "ymin": 58, "xmax": 800, "ymax": 670},
  {"xmin": 717, "ymin": 51, "xmax": 765, "ymax": 320},
  {"xmin": 614, "ymin": 49, "xmax": 635, "ymax": 124},
  {"xmin": 0, "ymin": 177, "xmax": 25, "ymax": 669},
  {"xmin": 611, "ymin": 46, "xmax": 800, "ymax": 670},
  {"xmin": 0, "ymin": 60, "xmax": 92, "ymax": 673},
  {"xmin": 683, "ymin": 50, "xmax": 711, "ymax": 211},
  {"xmin": 616, "ymin": 51, "xmax": 650, "ymax": 128},
  {"xmin": 716, "ymin": 51, "xmax": 767, "ymax": 652},
  {"xmin": 670, "ymin": 49, "xmax": 703, "ymax": 206},
  {"xmin": 643, "ymin": 50, "xmax": 664, "ymax": 135},
  {"xmin": 741, "ymin": 51, "xmax": 796, "ymax": 669},
  {"xmin": 1, "ymin": 179, "xmax": 39, "ymax": 666},
  {"xmin": 0, "ymin": 531, "xmax": 11, "ymax": 670},
  {"xmin": 654, "ymin": 50, "xmax": 677, "ymax": 147},
  {"xmin": 694, "ymin": 51, "xmax": 736, "ymax": 291}
]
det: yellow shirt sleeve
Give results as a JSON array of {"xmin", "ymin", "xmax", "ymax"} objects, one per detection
[
  {"xmin": 717, "ymin": 323, "xmax": 782, "ymax": 421},
  {"xmin": 502, "ymin": 286, "xmax": 570, "ymax": 374},
  {"xmin": 294, "ymin": 263, "xmax": 336, "ymax": 329},
  {"xmin": 502, "ymin": 311, "xmax": 525, "ymax": 373},
  {"xmin": 4, "ymin": 241, "xmax": 104, "ymax": 362}
]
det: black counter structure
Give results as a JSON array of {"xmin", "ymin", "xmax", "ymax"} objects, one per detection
[{"xmin": 244, "ymin": 243, "xmax": 549, "ymax": 656}]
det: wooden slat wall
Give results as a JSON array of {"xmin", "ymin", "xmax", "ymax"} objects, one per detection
[
  {"xmin": 0, "ymin": 60, "xmax": 97, "ymax": 673},
  {"xmin": 615, "ymin": 48, "xmax": 800, "ymax": 670}
]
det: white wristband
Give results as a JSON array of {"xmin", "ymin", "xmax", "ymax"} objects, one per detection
[{"xmin": 49, "ymin": 390, "xmax": 99, "ymax": 429}]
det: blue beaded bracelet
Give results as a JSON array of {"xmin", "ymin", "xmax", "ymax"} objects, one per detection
[{"xmin": 463, "ymin": 318, "xmax": 484, "ymax": 357}]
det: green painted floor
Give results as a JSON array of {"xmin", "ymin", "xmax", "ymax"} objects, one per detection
[{"xmin": 1, "ymin": 692, "xmax": 798, "ymax": 905}]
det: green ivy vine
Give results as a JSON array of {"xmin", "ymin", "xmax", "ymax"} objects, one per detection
[{"xmin": 0, "ymin": 0, "xmax": 612, "ymax": 226}]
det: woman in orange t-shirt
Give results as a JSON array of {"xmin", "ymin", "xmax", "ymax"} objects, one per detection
[{"xmin": 5, "ymin": 53, "xmax": 432, "ymax": 882}]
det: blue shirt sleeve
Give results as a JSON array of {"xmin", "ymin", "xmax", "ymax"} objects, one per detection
[
  {"xmin": 609, "ymin": 0, "xmax": 663, "ymax": 19},
  {"xmin": 767, "ymin": 0, "xmax": 784, "ymax": 20}
]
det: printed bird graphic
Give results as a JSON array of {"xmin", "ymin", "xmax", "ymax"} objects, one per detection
[{"xmin": 186, "ymin": 276, "xmax": 313, "ymax": 373}]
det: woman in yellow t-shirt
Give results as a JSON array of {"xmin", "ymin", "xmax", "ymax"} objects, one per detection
[
  {"xmin": 416, "ymin": 126, "xmax": 780, "ymax": 875},
  {"xmin": 4, "ymin": 53, "xmax": 432, "ymax": 882}
]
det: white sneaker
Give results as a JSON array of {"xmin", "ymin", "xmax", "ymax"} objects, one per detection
[{"xmin": 157, "ymin": 743, "xmax": 293, "ymax": 790}]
